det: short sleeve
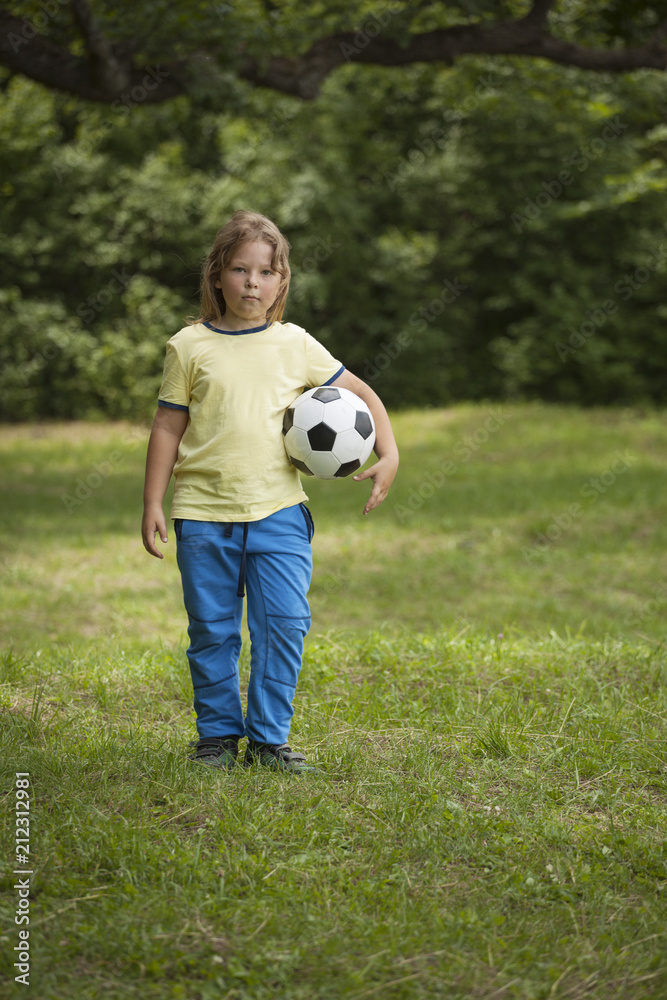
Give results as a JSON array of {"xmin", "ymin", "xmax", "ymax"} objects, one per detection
[
  {"xmin": 304, "ymin": 332, "xmax": 344, "ymax": 388},
  {"xmin": 158, "ymin": 341, "xmax": 190, "ymax": 410}
]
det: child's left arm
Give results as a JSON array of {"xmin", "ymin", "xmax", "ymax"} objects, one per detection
[{"xmin": 330, "ymin": 370, "xmax": 399, "ymax": 515}]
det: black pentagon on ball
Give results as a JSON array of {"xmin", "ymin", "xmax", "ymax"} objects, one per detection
[
  {"xmin": 283, "ymin": 407, "xmax": 295, "ymax": 434},
  {"xmin": 291, "ymin": 457, "xmax": 314, "ymax": 476},
  {"xmin": 311, "ymin": 387, "xmax": 340, "ymax": 403},
  {"xmin": 355, "ymin": 411, "xmax": 373, "ymax": 439},
  {"xmin": 334, "ymin": 459, "xmax": 361, "ymax": 478},
  {"xmin": 307, "ymin": 421, "xmax": 337, "ymax": 452}
]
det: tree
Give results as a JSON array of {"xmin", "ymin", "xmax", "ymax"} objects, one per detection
[
  {"xmin": 2, "ymin": 0, "xmax": 667, "ymax": 108},
  {"xmin": 4, "ymin": 2, "xmax": 667, "ymax": 419},
  {"xmin": 3, "ymin": 49, "xmax": 667, "ymax": 419}
]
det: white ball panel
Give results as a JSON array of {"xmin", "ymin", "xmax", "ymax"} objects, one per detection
[
  {"xmin": 331, "ymin": 428, "xmax": 364, "ymax": 464},
  {"xmin": 292, "ymin": 397, "xmax": 325, "ymax": 431},
  {"xmin": 305, "ymin": 450, "xmax": 343, "ymax": 479},
  {"xmin": 284, "ymin": 425, "xmax": 312, "ymax": 462},
  {"xmin": 336, "ymin": 387, "xmax": 364, "ymax": 407},
  {"xmin": 320, "ymin": 398, "xmax": 357, "ymax": 433}
]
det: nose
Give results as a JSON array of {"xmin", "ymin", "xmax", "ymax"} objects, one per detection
[{"xmin": 245, "ymin": 272, "xmax": 259, "ymax": 287}]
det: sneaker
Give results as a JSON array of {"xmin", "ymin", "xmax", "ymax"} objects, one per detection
[
  {"xmin": 188, "ymin": 736, "xmax": 240, "ymax": 769},
  {"xmin": 244, "ymin": 740, "xmax": 316, "ymax": 774}
]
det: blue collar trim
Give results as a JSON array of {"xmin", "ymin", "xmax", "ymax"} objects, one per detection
[{"xmin": 204, "ymin": 320, "xmax": 270, "ymax": 336}]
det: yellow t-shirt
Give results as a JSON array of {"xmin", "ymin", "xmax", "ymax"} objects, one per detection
[{"xmin": 158, "ymin": 320, "xmax": 344, "ymax": 522}]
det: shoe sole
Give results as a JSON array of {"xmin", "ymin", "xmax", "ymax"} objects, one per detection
[
  {"xmin": 243, "ymin": 753, "xmax": 316, "ymax": 774},
  {"xmin": 189, "ymin": 754, "xmax": 238, "ymax": 770}
]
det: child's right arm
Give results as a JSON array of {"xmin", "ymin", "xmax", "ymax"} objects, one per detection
[{"xmin": 141, "ymin": 407, "xmax": 189, "ymax": 559}]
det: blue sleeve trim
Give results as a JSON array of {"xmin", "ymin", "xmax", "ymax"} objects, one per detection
[
  {"xmin": 158, "ymin": 399, "xmax": 189, "ymax": 412},
  {"xmin": 323, "ymin": 365, "xmax": 345, "ymax": 386}
]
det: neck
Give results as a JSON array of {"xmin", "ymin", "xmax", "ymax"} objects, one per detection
[{"xmin": 216, "ymin": 315, "xmax": 269, "ymax": 331}]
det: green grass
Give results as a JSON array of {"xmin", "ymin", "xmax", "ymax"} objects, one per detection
[
  {"xmin": 0, "ymin": 633, "xmax": 665, "ymax": 999},
  {"xmin": 0, "ymin": 405, "xmax": 666, "ymax": 998},
  {"xmin": 1, "ymin": 404, "xmax": 666, "ymax": 649}
]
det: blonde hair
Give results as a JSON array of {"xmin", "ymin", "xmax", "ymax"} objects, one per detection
[{"xmin": 190, "ymin": 210, "xmax": 291, "ymax": 326}]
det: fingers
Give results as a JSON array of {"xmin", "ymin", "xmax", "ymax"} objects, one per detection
[
  {"xmin": 143, "ymin": 532, "xmax": 164, "ymax": 558},
  {"xmin": 355, "ymin": 457, "xmax": 397, "ymax": 514},
  {"xmin": 363, "ymin": 481, "xmax": 387, "ymax": 515},
  {"xmin": 353, "ymin": 465, "xmax": 375, "ymax": 483},
  {"xmin": 142, "ymin": 517, "xmax": 168, "ymax": 558},
  {"xmin": 358, "ymin": 476, "xmax": 387, "ymax": 515}
]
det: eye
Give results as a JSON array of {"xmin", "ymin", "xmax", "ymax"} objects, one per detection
[{"xmin": 262, "ymin": 269, "xmax": 274, "ymax": 276}]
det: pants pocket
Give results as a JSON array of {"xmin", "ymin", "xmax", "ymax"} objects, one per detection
[{"xmin": 299, "ymin": 503, "xmax": 315, "ymax": 543}]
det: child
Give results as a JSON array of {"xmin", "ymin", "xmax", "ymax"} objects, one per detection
[{"xmin": 141, "ymin": 210, "xmax": 399, "ymax": 773}]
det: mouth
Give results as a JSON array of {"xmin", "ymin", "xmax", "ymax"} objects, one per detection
[{"xmin": 243, "ymin": 296, "xmax": 259, "ymax": 302}]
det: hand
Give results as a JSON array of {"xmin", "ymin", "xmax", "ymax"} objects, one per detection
[
  {"xmin": 353, "ymin": 455, "xmax": 398, "ymax": 515},
  {"xmin": 142, "ymin": 504, "xmax": 168, "ymax": 558}
]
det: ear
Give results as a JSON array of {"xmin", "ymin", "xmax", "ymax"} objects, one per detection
[{"xmin": 215, "ymin": 280, "xmax": 221, "ymax": 288}]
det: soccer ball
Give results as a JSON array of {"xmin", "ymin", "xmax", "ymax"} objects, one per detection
[{"xmin": 283, "ymin": 386, "xmax": 376, "ymax": 479}]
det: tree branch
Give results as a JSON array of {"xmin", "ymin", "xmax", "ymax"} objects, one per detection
[
  {"xmin": 0, "ymin": 7, "xmax": 182, "ymax": 102},
  {"xmin": 0, "ymin": 4, "xmax": 665, "ymax": 106},
  {"xmin": 522, "ymin": 0, "xmax": 557, "ymax": 28},
  {"xmin": 242, "ymin": 17, "xmax": 667, "ymax": 99},
  {"xmin": 649, "ymin": 17, "xmax": 667, "ymax": 47},
  {"xmin": 70, "ymin": 0, "xmax": 130, "ymax": 92}
]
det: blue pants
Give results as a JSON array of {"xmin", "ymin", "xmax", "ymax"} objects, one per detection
[{"xmin": 174, "ymin": 504, "xmax": 314, "ymax": 745}]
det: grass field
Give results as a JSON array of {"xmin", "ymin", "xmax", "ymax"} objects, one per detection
[
  {"xmin": 1, "ymin": 404, "xmax": 666, "ymax": 999},
  {"xmin": 1, "ymin": 403, "xmax": 666, "ymax": 649}
]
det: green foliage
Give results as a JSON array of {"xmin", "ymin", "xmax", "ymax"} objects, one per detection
[{"xmin": 3, "ymin": 51, "xmax": 667, "ymax": 418}]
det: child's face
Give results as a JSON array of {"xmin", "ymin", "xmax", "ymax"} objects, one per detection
[{"xmin": 215, "ymin": 240, "xmax": 282, "ymax": 329}]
